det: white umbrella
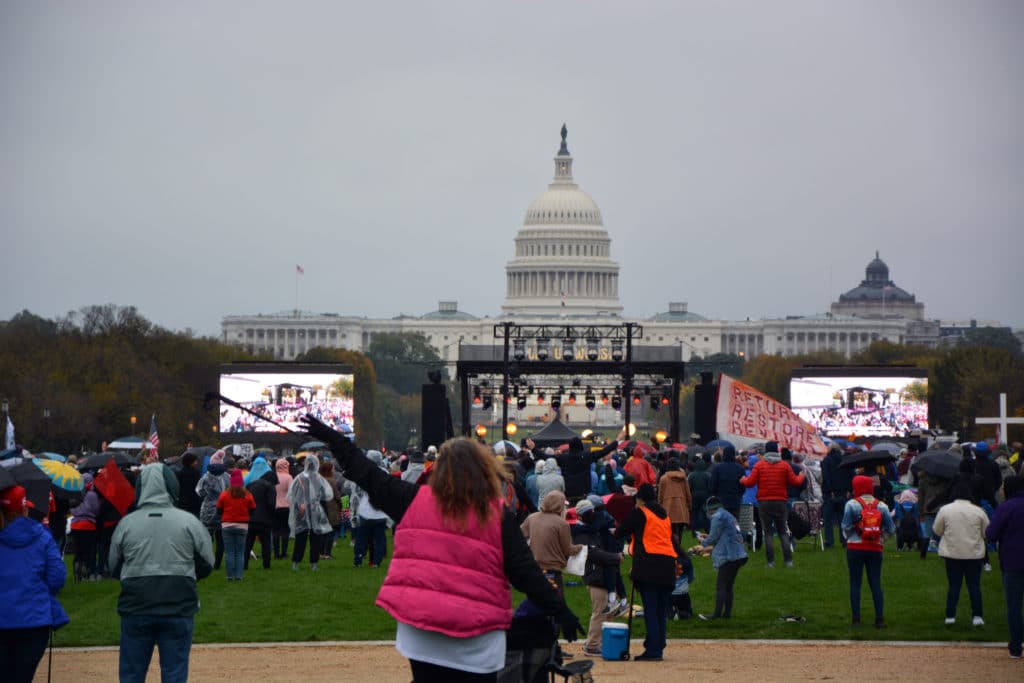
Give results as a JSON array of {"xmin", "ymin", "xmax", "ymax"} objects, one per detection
[{"xmin": 106, "ymin": 436, "xmax": 157, "ymax": 450}]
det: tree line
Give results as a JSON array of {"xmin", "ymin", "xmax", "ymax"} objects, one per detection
[{"xmin": 1, "ymin": 306, "xmax": 1020, "ymax": 456}]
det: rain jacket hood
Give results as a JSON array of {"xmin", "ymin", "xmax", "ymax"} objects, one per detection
[
  {"xmin": 541, "ymin": 459, "xmax": 559, "ymax": 475},
  {"xmin": 0, "ymin": 515, "xmax": 42, "ymax": 550},
  {"xmin": 540, "ymin": 490, "xmax": 566, "ymax": 514},
  {"xmin": 136, "ymin": 464, "xmax": 178, "ymax": 508},
  {"xmin": 245, "ymin": 456, "xmax": 272, "ymax": 486}
]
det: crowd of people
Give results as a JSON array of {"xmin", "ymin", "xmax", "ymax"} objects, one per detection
[{"xmin": 1, "ymin": 430, "xmax": 1023, "ymax": 681}]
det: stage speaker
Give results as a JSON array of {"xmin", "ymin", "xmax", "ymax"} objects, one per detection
[
  {"xmin": 421, "ymin": 383, "xmax": 452, "ymax": 451},
  {"xmin": 693, "ymin": 372, "xmax": 717, "ymax": 445}
]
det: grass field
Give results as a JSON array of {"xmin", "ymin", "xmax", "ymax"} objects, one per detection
[{"xmin": 54, "ymin": 534, "xmax": 1011, "ymax": 647}]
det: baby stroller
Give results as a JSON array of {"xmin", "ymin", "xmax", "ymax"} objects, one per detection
[
  {"xmin": 894, "ymin": 499, "xmax": 920, "ymax": 551},
  {"xmin": 504, "ymin": 607, "xmax": 594, "ymax": 683}
]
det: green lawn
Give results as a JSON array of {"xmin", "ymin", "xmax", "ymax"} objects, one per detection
[{"xmin": 54, "ymin": 536, "xmax": 1010, "ymax": 647}]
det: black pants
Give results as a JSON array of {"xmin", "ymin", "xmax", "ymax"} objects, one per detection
[
  {"xmin": 98, "ymin": 525, "xmax": 116, "ymax": 574},
  {"xmin": 292, "ymin": 530, "xmax": 325, "ymax": 565},
  {"xmin": 713, "ymin": 557, "xmax": 748, "ymax": 618},
  {"xmin": 244, "ymin": 522, "xmax": 272, "ymax": 569},
  {"xmin": 409, "ymin": 659, "xmax": 497, "ymax": 682},
  {"xmin": 273, "ymin": 508, "xmax": 290, "ymax": 559},
  {"xmin": 206, "ymin": 525, "xmax": 224, "ymax": 569},
  {"xmin": 72, "ymin": 529, "xmax": 97, "ymax": 577},
  {"xmin": 0, "ymin": 625, "xmax": 51, "ymax": 683}
]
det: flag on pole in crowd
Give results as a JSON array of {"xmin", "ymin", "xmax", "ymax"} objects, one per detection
[
  {"xmin": 5, "ymin": 416, "xmax": 13, "ymax": 450},
  {"xmin": 296, "ymin": 264, "xmax": 304, "ymax": 275},
  {"xmin": 149, "ymin": 413, "xmax": 160, "ymax": 459}
]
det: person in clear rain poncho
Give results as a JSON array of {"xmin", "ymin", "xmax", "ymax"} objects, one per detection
[{"xmin": 287, "ymin": 454, "xmax": 333, "ymax": 571}]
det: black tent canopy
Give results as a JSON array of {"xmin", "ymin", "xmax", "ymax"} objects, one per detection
[{"xmin": 529, "ymin": 418, "xmax": 580, "ymax": 450}]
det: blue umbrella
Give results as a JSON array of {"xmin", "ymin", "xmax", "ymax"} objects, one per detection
[
  {"xmin": 705, "ymin": 439, "xmax": 735, "ymax": 451},
  {"xmin": 36, "ymin": 451, "xmax": 67, "ymax": 463}
]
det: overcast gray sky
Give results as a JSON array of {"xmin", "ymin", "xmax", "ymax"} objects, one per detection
[{"xmin": 3, "ymin": 1, "xmax": 1022, "ymax": 337}]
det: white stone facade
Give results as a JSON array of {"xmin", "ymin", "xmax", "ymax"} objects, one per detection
[{"xmin": 221, "ymin": 128, "xmax": 936, "ymax": 362}]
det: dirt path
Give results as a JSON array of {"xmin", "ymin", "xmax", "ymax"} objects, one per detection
[{"xmin": 36, "ymin": 639, "xmax": 1019, "ymax": 682}]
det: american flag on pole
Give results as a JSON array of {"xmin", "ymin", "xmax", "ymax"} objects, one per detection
[
  {"xmin": 148, "ymin": 414, "xmax": 160, "ymax": 458},
  {"xmin": 296, "ymin": 264, "xmax": 304, "ymax": 275}
]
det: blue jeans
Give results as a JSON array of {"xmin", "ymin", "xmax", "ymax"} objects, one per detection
[
  {"xmin": 823, "ymin": 495, "xmax": 847, "ymax": 547},
  {"xmin": 944, "ymin": 557, "xmax": 983, "ymax": 618},
  {"xmin": 1003, "ymin": 569, "xmax": 1024, "ymax": 658},
  {"xmin": 637, "ymin": 582, "xmax": 671, "ymax": 658},
  {"xmin": 846, "ymin": 549, "xmax": 884, "ymax": 621},
  {"xmin": 119, "ymin": 615, "xmax": 194, "ymax": 683},
  {"xmin": 222, "ymin": 527, "xmax": 247, "ymax": 580},
  {"xmin": 353, "ymin": 517, "xmax": 388, "ymax": 567}
]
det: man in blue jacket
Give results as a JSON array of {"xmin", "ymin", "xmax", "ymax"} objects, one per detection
[
  {"xmin": 986, "ymin": 475, "xmax": 1024, "ymax": 659},
  {"xmin": 109, "ymin": 464, "xmax": 214, "ymax": 683}
]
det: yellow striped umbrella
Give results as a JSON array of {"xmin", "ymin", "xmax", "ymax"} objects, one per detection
[{"xmin": 32, "ymin": 457, "xmax": 84, "ymax": 492}]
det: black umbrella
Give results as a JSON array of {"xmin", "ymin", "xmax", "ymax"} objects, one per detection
[
  {"xmin": 78, "ymin": 451, "xmax": 138, "ymax": 471},
  {"xmin": 912, "ymin": 449, "xmax": 961, "ymax": 480},
  {"xmin": 182, "ymin": 445, "xmax": 217, "ymax": 458},
  {"xmin": 8, "ymin": 460, "xmax": 52, "ymax": 512},
  {"xmin": 0, "ymin": 466, "xmax": 15, "ymax": 489},
  {"xmin": 870, "ymin": 441, "xmax": 905, "ymax": 455},
  {"xmin": 839, "ymin": 450, "xmax": 896, "ymax": 470}
]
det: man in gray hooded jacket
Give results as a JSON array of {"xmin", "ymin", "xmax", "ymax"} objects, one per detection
[{"xmin": 109, "ymin": 464, "xmax": 214, "ymax": 683}]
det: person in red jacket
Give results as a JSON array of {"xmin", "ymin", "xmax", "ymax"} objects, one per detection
[
  {"xmin": 624, "ymin": 447, "xmax": 657, "ymax": 488},
  {"xmin": 216, "ymin": 470, "xmax": 255, "ymax": 581},
  {"xmin": 740, "ymin": 441, "xmax": 805, "ymax": 568}
]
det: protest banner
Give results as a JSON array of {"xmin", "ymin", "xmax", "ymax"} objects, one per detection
[{"xmin": 715, "ymin": 374, "xmax": 828, "ymax": 458}]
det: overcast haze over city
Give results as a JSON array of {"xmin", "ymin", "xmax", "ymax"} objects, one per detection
[{"xmin": 3, "ymin": 1, "xmax": 1022, "ymax": 338}]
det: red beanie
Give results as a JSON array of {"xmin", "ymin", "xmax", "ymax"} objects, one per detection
[
  {"xmin": 852, "ymin": 475, "xmax": 874, "ymax": 497},
  {"xmin": 230, "ymin": 469, "xmax": 244, "ymax": 488}
]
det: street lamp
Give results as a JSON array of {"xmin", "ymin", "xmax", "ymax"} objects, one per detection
[
  {"xmin": 130, "ymin": 415, "xmax": 137, "ymax": 436},
  {"xmin": 475, "ymin": 424, "xmax": 487, "ymax": 439}
]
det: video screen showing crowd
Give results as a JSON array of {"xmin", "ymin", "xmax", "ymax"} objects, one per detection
[
  {"xmin": 219, "ymin": 371, "xmax": 354, "ymax": 435},
  {"xmin": 790, "ymin": 374, "xmax": 929, "ymax": 438}
]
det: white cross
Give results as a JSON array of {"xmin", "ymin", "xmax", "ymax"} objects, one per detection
[{"xmin": 975, "ymin": 393, "xmax": 1024, "ymax": 443}]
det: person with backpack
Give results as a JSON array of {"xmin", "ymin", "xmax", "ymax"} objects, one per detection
[
  {"xmin": 894, "ymin": 489, "xmax": 921, "ymax": 551},
  {"xmin": 933, "ymin": 482, "xmax": 989, "ymax": 626},
  {"xmin": 842, "ymin": 475, "xmax": 895, "ymax": 628}
]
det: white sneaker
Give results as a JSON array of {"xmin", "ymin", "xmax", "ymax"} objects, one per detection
[
  {"xmin": 944, "ymin": 617, "xmax": 955, "ymax": 625},
  {"xmin": 972, "ymin": 616, "xmax": 984, "ymax": 627},
  {"xmin": 983, "ymin": 563, "xmax": 992, "ymax": 572}
]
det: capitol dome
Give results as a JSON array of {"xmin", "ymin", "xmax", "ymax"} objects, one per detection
[
  {"xmin": 501, "ymin": 125, "xmax": 622, "ymax": 318},
  {"xmin": 524, "ymin": 188, "xmax": 603, "ymax": 226}
]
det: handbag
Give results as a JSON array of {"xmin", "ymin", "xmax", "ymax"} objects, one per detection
[{"xmin": 565, "ymin": 545, "xmax": 588, "ymax": 576}]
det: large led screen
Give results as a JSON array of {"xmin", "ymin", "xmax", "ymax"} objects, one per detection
[
  {"xmin": 789, "ymin": 367, "xmax": 928, "ymax": 438},
  {"xmin": 218, "ymin": 364, "xmax": 354, "ymax": 435}
]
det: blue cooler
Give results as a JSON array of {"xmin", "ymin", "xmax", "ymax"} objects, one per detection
[{"xmin": 601, "ymin": 622, "xmax": 629, "ymax": 660}]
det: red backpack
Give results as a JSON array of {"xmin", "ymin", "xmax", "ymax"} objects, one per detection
[{"xmin": 855, "ymin": 497, "xmax": 883, "ymax": 544}]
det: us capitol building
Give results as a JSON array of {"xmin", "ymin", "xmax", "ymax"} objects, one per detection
[{"xmin": 223, "ymin": 126, "xmax": 949, "ymax": 364}]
